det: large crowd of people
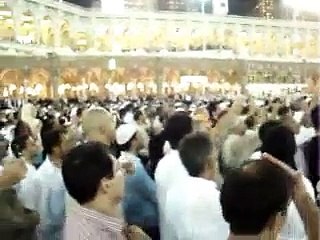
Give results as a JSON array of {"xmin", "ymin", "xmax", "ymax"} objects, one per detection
[{"xmin": 0, "ymin": 87, "xmax": 319, "ymax": 240}]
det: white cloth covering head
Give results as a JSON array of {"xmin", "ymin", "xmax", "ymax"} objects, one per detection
[
  {"xmin": 116, "ymin": 124, "xmax": 137, "ymax": 145},
  {"xmin": 175, "ymin": 107, "xmax": 185, "ymax": 112},
  {"xmin": 123, "ymin": 112, "xmax": 134, "ymax": 124},
  {"xmin": 218, "ymin": 101, "xmax": 230, "ymax": 111}
]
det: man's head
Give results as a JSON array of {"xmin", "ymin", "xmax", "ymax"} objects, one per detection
[
  {"xmin": 311, "ymin": 105, "xmax": 320, "ymax": 131},
  {"xmin": 220, "ymin": 160, "xmax": 292, "ymax": 236},
  {"xmin": 62, "ymin": 142, "xmax": 124, "ymax": 206},
  {"xmin": 42, "ymin": 128, "xmax": 67, "ymax": 159},
  {"xmin": 11, "ymin": 134, "xmax": 38, "ymax": 159},
  {"xmin": 261, "ymin": 125, "xmax": 297, "ymax": 170},
  {"xmin": 179, "ymin": 132, "xmax": 216, "ymax": 180},
  {"xmin": 163, "ymin": 112, "xmax": 193, "ymax": 150},
  {"xmin": 0, "ymin": 160, "xmax": 27, "ymax": 189},
  {"xmin": 258, "ymin": 120, "xmax": 281, "ymax": 142},
  {"xmin": 116, "ymin": 124, "xmax": 144, "ymax": 153},
  {"xmin": 82, "ymin": 107, "xmax": 115, "ymax": 145},
  {"xmin": 133, "ymin": 109, "xmax": 145, "ymax": 125},
  {"xmin": 76, "ymin": 107, "xmax": 83, "ymax": 119},
  {"xmin": 278, "ymin": 106, "xmax": 292, "ymax": 119}
]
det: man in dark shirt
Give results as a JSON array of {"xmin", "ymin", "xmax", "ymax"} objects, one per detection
[{"xmin": 304, "ymin": 105, "xmax": 320, "ymax": 198}]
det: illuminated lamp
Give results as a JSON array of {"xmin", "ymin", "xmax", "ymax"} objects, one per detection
[
  {"xmin": 137, "ymin": 82, "xmax": 144, "ymax": 90},
  {"xmin": 58, "ymin": 85, "xmax": 65, "ymax": 96},
  {"xmin": 127, "ymin": 82, "xmax": 135, "ymax": 91},
  {"xmin": 108, "ymin": 58, "xmax": 117, "ymax": 70},
  {"xmin": 89, "ymin": 83, "xmax": 99, "ymax": 92},
  {"xmin": 3, "ymin": 87, "xmax": 8, "ymax": 97},
  {"xmin": 8, "ymin": 84, "xmax": 16, "ymax": 94},
  {"xmin": 19, "ymin": 86, "xmax": 24, "ymax": 94}
]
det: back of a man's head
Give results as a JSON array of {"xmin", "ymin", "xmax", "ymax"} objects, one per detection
[
  {"xmin": 179, "ymin": 132, "xmax": 213, "ymax": 177},
  {"xmin": 82, "ymin": 107, "xmax": 112, "ymax": 136},
  {"xmin": 220, "ymin": 160, "xmax": 292, "ymax": 236},
  {"xmin": 62, "ymin": 142, "xmax": 114, "ymax": 205},
  {"xmin": 41, "ymin": 127, "xmax": 64, "ymax": 156},
  {"xmin": 261, "ymin": 125, "xmax": 297, "ymax": 170},
  {"xmin": 258, "ymin": 120, "xmax": 281, "ymax": 142},
  {"xmin": 164, "ymin": 111, "xmax": 192, "ymax": 149}
]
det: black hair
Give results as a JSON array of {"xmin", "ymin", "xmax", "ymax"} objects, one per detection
[
  {"xmin": 119, "ymin": 108, "xmax": 127, "ymax": 121},
  {"xmin": 14, "ymin": 120, "xmax": 32, "ymax": 139},
  {"xmin": 11, "ymin": 134, "xmax": 30, "ymax": 158},
  {"xmin": 41, "ymin": 128, "xmax": 64, "ymax": 156},
  {"xmin": 40, "ymin": 117, "xmax": 56, "ymax": 140},
  {"xmin": 258, "ymin": 120, "xmax": 282, "ymax": 142},
  {"xmin": 278, "ymin": 106, "xmax": 290, "ymax": 117},
  {"xmin": 244, "ymin": 115, "xmax": 255, "ymax": 129},
  {"xmin": 206, "ymin": 101, "xmax": 218, "ymax": 117},
  {"xmin": 163, "ymin": 112, "xmax": 193, "ymax": 150},
  {"xmin": 272, "ymin": 97, "xmax": 281, "ymax": 104},
  {"xmin": 76, "ymin": 108, "xmax": 83, "ymax": 118},
  {"xmin": 62, "ymin": 142, "xmax": 114, "ymax": 205},
  {"xmin": 40, "ymin": 118, "xmax": 58, "ymax": 160},
  {"xmin": 220, "ymin": 160, "xmax": 292, "ymax": 235},
  {"xmin": 241, "ymin": 106, "xmax": 250, "ymax": 115},
  {"xmin": 133, "ymin": 110, "xmax": 143, "ymax": 122},
  {"xmin": 59, "ymin": 116, "xmax": 67, "ymax": 126},
  {"xmin": 148, "ymin": 131, "xmax": 166, "ymax": 178},
  {"xmin": 311, "ymin": 105, "xmax": 320, "ymax": 131},
  {"xmin": 13, "ymin": 111, "xmax": 19, "ymax": 120},
  {"xmin": 261, "ymin": 125, "xmax": 297, "ymax": 170},
  {"xmin": 179, "ymin": 132, "xmax": 213, "ymax": 177}
]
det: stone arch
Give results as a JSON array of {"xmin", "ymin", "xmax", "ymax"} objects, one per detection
[{"xmin": 0, "ymin": 69, "xmax": 23, "ymax": 97}]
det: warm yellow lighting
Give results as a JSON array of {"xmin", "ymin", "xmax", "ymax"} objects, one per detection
[
  {"xmin": 137, "ymin": 82, "xmax": 144, "ymax": 90},
  {"xmin": 19, "ymin": 86, "xmax": 24, "ymax": 94},
  {"xmin": 8, "ymin": 84, "xmax": 16, "ymax": 93},
  {"xmin": 25, "ymin": 87, "xmax": 33, "ymax": 95},
  {"xmin": 65, "ymin": 84, "xmax": 71, "ymax": 90},
  {"xmin": 127, "ymin": 82, "xmax": 135, "ymax": 91},
  {"xmin": 3, "ymin": 87, "xmax": 8, "ymax": 97},
  {"xmin": 108, "ymin": 58, "xmax": 117, "ymax": 70},
  {"xmin": 58, "ymin": 85, "xmax": 65, "ymax": 95},
  {"xmin": 89, "ymin": 83, "xmax": 98, "ymax": 92},
  {"xmin": 34, "ymin": 84, "xmax": 43, "ymax": 94}
]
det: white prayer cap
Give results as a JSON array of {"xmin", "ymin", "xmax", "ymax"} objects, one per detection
[{"xmin": 116, "ymin": 124, "xmax": 137, "ymax": 145}]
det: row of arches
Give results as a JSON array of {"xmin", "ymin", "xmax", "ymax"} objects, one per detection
[
  {"xmin": 1, "ymin": 3, "xmax": 320, "ymax": 57},
  {"xmin": 0, "ymin": 66, "xmax": 243, "ymax": 98}
]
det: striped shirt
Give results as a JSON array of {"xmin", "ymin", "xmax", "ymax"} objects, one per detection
[{"xmin": 64, "ymin": 204, "xmax": 125, "ymax": 240}]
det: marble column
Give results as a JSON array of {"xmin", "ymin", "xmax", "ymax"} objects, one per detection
[
  {"xmin": 49, "ymin": 55, "xmax": 60, "ymax": 99},
  {"xmin": 155, "ymin": 58, "xmax": 162, "ymax": 95}
]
